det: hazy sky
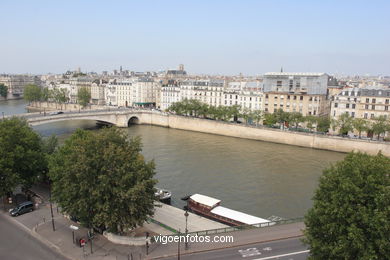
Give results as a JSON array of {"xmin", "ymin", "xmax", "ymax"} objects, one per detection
[{"xmin": 1, "ymin": 0, "xmax": 389, "ymax": 75}]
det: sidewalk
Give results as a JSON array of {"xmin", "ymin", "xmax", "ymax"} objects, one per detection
[
  {"xmin": 2, "ymin": 185, "xmax": 305, "ymax": 260},
  {"xmin": 147, "ymin": 222, "xmax": 305, "ymax": 259}
]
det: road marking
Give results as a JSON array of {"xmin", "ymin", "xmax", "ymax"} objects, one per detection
[
  {"xmin": 253, "ymin": 250, "xmax": 310, "ymax": 260},
  {"xmin": 239, "ymin": 248, "xmax": 262, "ymax": 257}
]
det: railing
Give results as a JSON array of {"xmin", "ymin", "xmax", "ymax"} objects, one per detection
[
  {"xmin": 161, "ymin": 217, "xmax": 304, "ymax": 238},
  {"xmin": 148, "ymin": 218, "xmax": 178, "ymax": 234}
]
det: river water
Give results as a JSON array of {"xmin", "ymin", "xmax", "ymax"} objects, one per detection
[{"xmin": 1, "ymin": 100, "xmax": 345, "ymax": 219}]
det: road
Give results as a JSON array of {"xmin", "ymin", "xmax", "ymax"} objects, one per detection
[
  {"xmin": 0, "ymin": 213, "xmax": 68, "ymax": 260},
  {"xmin": 159, "ymin": 237, "xmax": 309, "ymax": 260}
]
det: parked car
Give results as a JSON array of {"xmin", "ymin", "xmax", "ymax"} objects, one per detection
[
  {"xmin": 49, "ymin": 111, "xmax": 64, "ymax": 115},
  {"xmin": 9, "ymin": 201, "xmax": 34, "ymax": 216}
]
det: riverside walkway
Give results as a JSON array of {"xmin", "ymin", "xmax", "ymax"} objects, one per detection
[{"xmin": 151, "ymin": 203, "xmax": 228, "ymax": 234}]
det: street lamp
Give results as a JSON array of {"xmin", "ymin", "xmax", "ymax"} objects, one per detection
[{"xmin": 184, "ymin": 210, "xmax": 189, "ymax": 250}]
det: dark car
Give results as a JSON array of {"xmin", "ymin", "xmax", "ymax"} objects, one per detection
[{"xmin": 9, "ymin": 201, "xmax": 34, "ymax": 216}]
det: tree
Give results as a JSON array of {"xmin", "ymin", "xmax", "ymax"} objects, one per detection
[
  {"xmin": 337, "ymin": 113, "xmax": 353, "ymax": 135},
  {"xmin": 305, "ymin": 115, "xmax": 317, "ymax": 132},
  {"xmin": 371, "ymin": 115, "xmax": 388, "ymax": 140},
  {"xmin": 289, "ymin": 112, "xmax": 304, "ymax": 129},
  {"xmin": 304, "ymin": 152, "xmax": 390, "ymax": 259},
  {"xmin": 77, "ymin": 87, "xmax": 91, "ymax": 108},
  {"xmin": 241, "ymin": 108, "xmax": 252, "ymax": 124},
  {"xmin": 0, "ymin": 117, "xmax": 46, "ymax": 198},
  {"xmin": 0, "ymin": 83, "xmax": 8, "ymax": 98},
  {"xmin": 49, "ymin": 127, "xmax": 157, "ymax": 234},
  {"xmin": 316, "ymin": 116, "xmax": 331, "ymax": 133},
  {"xmin": 352, "ymin": 118, "xmax": 368, "ymax": 138},
  {"xmin": 251, "ymin": 110, "xmax": 263, "ymax": 126},
  {"xmin": 263, "ymin": 112, "xmax": 277, "ymax": 126},
  {"xmin": 41, "ymin": 87, "xmax": 50, "ymax": 102},
  {"xmin": 23, "ymin": 84, "xmax": 42, "ymax": 103}
]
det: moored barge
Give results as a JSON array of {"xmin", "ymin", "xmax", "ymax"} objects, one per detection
[{"xmin": 187, "ymin": 194, "xmax": 271, "ymax": 227}]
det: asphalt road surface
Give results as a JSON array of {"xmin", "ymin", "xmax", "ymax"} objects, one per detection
[
  {"xmin": 0, "ymin": 213, "xmax": 68, "ymax": 260},
  {"xmin": 161, "ymin": 237, "xmax": 309, "ymax": 260}
]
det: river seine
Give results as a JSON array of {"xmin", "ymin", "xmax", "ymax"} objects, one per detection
[{"xmin": 1, "ymin": 100, "xmax": 345, "ymax": 219}]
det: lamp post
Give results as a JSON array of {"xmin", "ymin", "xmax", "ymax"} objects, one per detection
[{"xmin": 184, "ymin": 210, "xmax": 189, "ymax": 250}]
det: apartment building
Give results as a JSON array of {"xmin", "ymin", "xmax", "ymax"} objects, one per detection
[
  {"xmin": 331, "ymin": 87, "xmax": 390, "ymax": 119},
  {"xmin": 160, "ymin": 79, "xmax": 181, "ymax": 110},
  {"xmin": 180, "ymin": 79, "xmax": 225, "ymax": 107},
  {"xmin": 262, "ymin": 72, "xmax": 330, "ymax": 116},
  {"xmin": 90, "ymin": 80, "xmax": 106, "ymax": 105},
  {"xmin": 223, "ymin": 81, "xmax": 263, "ymax": 111},
  {"xmin": 108, "ymin": 77, "xmax": 160, "ymax": 107}
]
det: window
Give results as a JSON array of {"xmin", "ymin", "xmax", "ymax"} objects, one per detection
[
  {"xmin": 366, "ymin": 98, "xmax": 369, "ymax": 103},
  {"xmin": 334, "ymin": 103, "xmax": 338, "ymax": 108},
  {"xmin": 386, "ymin": 106, "xmax": 389, "ymax": 111},
  {"xmin": 371, "ymin": 114, "xmax": 375, "ymax": 119},
  {"xmin": 300, "ymin": 96, "xmax": 303, "ymax": 100},
  {"xmin": 365, "ymin": 104, "xmax": 369, "ymax": 109},
  {"xmin": 364, "ymin": 113, "xmax": 368, "ymax": 119},
  {"xmin": 352, "ymin": 104, "xmax": 356, "ymax": 109},
  {"xmin": 372, "ymin": 105, "xmax": 375, "ymax": 110},
  {"xmin": 277, "ymin": 81, "xmax": 282, "ymax": 87},
  {"xmin": 386, "ymin": 99, "xmax": 389, "ymax": 104},
  {"xmin": 265, "ymin": 94, "xmax": 268, "ymax": 99},
  {"xmin": 346, "ymin": 104, "xmax": 350, "ymax": 109},
  {"xmin": 294, "ymin": 96, "xmax": 297, "ymax": 100},
  {"xmin": 287, "ymin": 95, "xmax": 290, "ymax": 100},
  {"xmin": 351, "ymin": 112, "xmax": 355, "ymax": 117},
  {"xmin": 372, "ymin": 98, "xmax": 376, "ymax": 103}
]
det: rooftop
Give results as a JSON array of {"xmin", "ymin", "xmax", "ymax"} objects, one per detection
[
  {"xmin": 264, "ymin": 72, "xmax": 326, "ymax": 77},
  {"xmin": 190, "ymin": 194, "xmax": 221, "ymax": 208},
  {"xmin": 210, "ymin": 206, "xmax": 270, "ymax": 225}
]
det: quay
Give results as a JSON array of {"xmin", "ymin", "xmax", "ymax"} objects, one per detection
[{"xmin": 150, "ymin": 202, "xmax": 228, "ymax": 234}]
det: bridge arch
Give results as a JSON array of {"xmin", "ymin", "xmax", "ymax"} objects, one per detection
[{"xmin": 128, "ymin": 116, "xmax": 140, "ymax": 126}]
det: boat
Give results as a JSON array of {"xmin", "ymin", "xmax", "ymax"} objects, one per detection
[
  {"xmin": 186, "ymin": 193, "xmax": 272, "ymax": 227},
  {"xmin": 155, "ymin": 188, "xmax": 172, "ymax": 204}
]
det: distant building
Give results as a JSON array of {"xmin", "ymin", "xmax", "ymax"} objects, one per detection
[
  {"xmin": 0, "ymin": 74, "xmax": 41, "ymax": 98},
  {"xmin": 331, "ymin": 86, "xmax": 390, "ymax": 120},
  {"xmin": 262, "ymin": 72, "xmax": 331, "ymax": 116}
]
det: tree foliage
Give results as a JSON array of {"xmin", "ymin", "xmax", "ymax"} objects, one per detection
[
  {"xmin": 0, "ymin": 117, "xmax": 46, "ymax": 197},
  {"xmin": 304, "ymin": 152, "xmax": 390, "ymax": 259},
  {"xmin": 0, "ymin": 83, "xmax": 8, "ymax": 98},
  {"xmin": 49, "ymin": 127, "xmax": 157, "ymax": 234},
  {"xmin": 24, "ymin": 84, "xmax": 42, "ymax": 103},
  {"xmin": 77, "ymin": 87, "xmax": 91, "ymax": 108}
]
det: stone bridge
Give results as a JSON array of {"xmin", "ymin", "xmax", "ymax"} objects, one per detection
[{"xmin": 22, "ymin": 109, "xmax": 170, "ymax": 128}]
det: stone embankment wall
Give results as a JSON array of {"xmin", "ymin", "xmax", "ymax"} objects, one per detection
[
  {"xmin": 28, "ymin": 102, "xmax": 390, "ymax": 156},
  {"xmin": 141, "ymin": 112, "xmax": 390, "ymax": 156},
  {"xmin": 27, "ymin": 101, "xmax": 107, "ymax": 112}
]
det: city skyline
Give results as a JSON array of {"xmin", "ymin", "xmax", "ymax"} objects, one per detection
[{"xmin": 1, "ymin": 0, "xmax": 390, "ymax": 75}]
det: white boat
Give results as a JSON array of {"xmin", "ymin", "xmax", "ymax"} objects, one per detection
[{"xmin": 155, "ymin": 188, "xmax": 172, "ymax": 203}]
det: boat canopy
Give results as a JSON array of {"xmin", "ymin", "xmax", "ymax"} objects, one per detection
[
  {"xmin": 190, "ymin": 194, "xmax": 221, "ymax": 208},
  {"xmin": 211, "ymin": 206, "xmax": 270, "ymax": 225}
]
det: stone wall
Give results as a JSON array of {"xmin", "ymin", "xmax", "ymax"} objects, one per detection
[{"xmin": 142, "ymin": 113, "xmax": 390, "ymax": 156}]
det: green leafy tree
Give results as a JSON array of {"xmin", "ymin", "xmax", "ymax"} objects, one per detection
[
  {"xmin": 0, "ymin": 117, "xmax": 46, "ymax": 197},
  {"xmin": 337, "ymin": 113, "xmax": 354, "ymax": 135},
  {"xmin": 49, "ymin": 127, "xmax": 157, "ymax": 234},
  {"xmin": 305, "ymin": 115, "xmax": 317, "ymax": 132},
  {"xmin": 23, "ymin": 84, "xmax": 42, "ymax": 103},
  {"xmin": 304, "ymin": 152, "xmax": 390, "ymax": 259},
  {"xmin": 371, "ymin": 115, "xmax": 388, "ymax": 140},
  {"xmin": 0, "ymin": 83, "xmax": 8, "ymax": 98},
  {"xmin": 290, "ymin": 112, "xmax": 304, "ymax": 129},
  {"xmin": 251, "ymin": 110, "xmax": 263, "ymax": 126},
  {"xmin": 241, "ymin": 108, "xmax": 252, "ymax": 124},
  {"xmin": 40, "ymin": 87, "xmax": 50, "ymax": 102},
  {"xmin": 263, "ymin": 112, "xmax": 277, "ymax": 126},
  {"xmin": 352, "ymin": 118, "xmax": 368, "ymax": 138},
  {"xmin": 77, "ymin": 87, "xmax": 91, "ymax": 108},
  {"xmin": 316, "ymin": 116, "xmax": 331, "ymax": 133}
]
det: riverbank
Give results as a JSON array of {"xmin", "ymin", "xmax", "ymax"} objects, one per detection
[{"xmin": 27, "ymin": 102, "xmax": 390, "ymax": 156}]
